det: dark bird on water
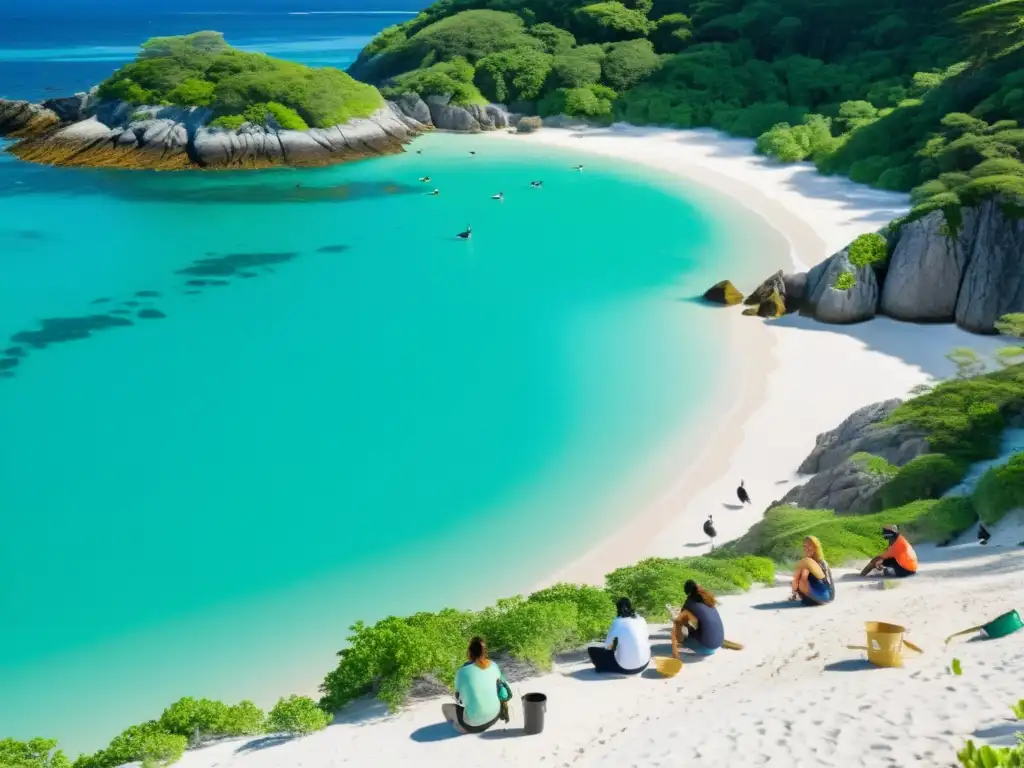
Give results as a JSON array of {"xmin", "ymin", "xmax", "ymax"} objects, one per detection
[
  {"xmin": 530, "ymin": 180, "xmax": 543, "ymax": 188},
  {"xmin": 978, "ymin": 522, "xmax": 991, "ymax": 545},
  {"xmin": 703, "ymin": 515, "xmax": 717, "ymax": 550},
  {"xmin": 430, "ymin": 189, "xmax": 440, "ymax": 196},
  {"xmin": 419, "ymin": 176, "xmax": 431, "ymax": 183},
  {"xmin": 469, "ymin": 151, "xmax": 476, "ymax": 155},
  {"xmin": 457, "ymin": 225, "xmax": 472, "ymax": 240},
  {"xmin": 737, "ymin": 480, "xmax": 751, "ymax": 505}
]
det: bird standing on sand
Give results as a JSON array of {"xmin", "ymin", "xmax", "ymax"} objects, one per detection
[
  {"xmin": 979, "ymin": 522, "xmax": 991, "ymax": 545},
  {"xmin": 737, "ymin": 480, "xmax": 751, "ymax": 505},
  {"xmin": 703, "ymin": 515, "xmax": 717, "ymax": 550},
  {"xmin": 419, "ymin": 176, "xmax": 431, "ymax": 183},
  {"xmin": 457, "ymin": 225, "xmax": 472, "ymax": 240}
]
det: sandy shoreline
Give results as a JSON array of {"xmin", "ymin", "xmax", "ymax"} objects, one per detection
[{"xmin": 493, "ymin": 125, "xmax": 1007, "ymax": 587}]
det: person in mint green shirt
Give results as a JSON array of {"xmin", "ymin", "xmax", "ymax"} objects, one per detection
[{"xmin": 441, "ymin": 636, "xmax": 505, "ymax": 734}]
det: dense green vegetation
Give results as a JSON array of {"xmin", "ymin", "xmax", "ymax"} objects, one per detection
[
  {"xmin": 973, "ymin": 452, "xmax": 1024, "ymax": 524},
  {"xmin": 96, "ymin": 31, "xmax": 383, "ymax": 129},
  {"xmin": 850, "ymin": 452, "xmax": 899, "ymax": 478},
  {"xmin": 352, "ymin": 0, "xmax": 1024, "ymax": 215},
  {"xmin": 888, "ymin": 363, "xmax": 1024, "ymax": 462},
  {"xmin": 879, "ymin": 453, "xmax": 968, "ymax": 508}
]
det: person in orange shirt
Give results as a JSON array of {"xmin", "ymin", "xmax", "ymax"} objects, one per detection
[{"xmin": 861, "ymin": 525, "xmax": 918, "ymax": 577}]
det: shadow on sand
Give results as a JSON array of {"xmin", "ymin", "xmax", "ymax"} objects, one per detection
[{"xmin": 409, "ymin": 722, "xmax": 461, "ymax": 743}]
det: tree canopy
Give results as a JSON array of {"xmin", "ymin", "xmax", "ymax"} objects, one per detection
[{"xmin": 96, "ymin": 31, "xmax": 383, "ymax": 129}]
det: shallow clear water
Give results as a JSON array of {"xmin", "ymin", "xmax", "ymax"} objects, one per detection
[{"xmin": 0, "ymin": 12, "xmax": 786, "ymax": 756}]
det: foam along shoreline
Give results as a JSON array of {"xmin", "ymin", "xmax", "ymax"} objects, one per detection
[{"xmin": 482, "ymin": 125, "xmax": 1011, "ymax": 588}]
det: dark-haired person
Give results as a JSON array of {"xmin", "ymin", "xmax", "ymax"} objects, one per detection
[
  {"xmin": 672, "ymin": 580, "xmax": 725, "ymax": 658},
  {"xmin": 860, "ymin": 525, "xmax": 918, "ymax": 578},
  {"xmin": 588, "ymin": 597, "xmax": 651, "ymax": 675},
  {"xmin": 441, "ymin": 636, "xmax": 506, "ymax": 734}
]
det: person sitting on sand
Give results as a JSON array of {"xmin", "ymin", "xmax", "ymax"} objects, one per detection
[
  {"xmin": 588, "ymin": 597, "xmax": 650, "ymax": 675},
  {"xmin": 672, "ymin": 580, "xmax": 724, "ymax": 658},
  {"xmin": 860, "ymin": 525, "xmax": 918, "ymax": 578},
  {"xmin": 441, "ymin": 636, "xmax": 506, "ymax": 734},
  {"xmin": 790, "ymin": 535, "xmax": 835, "ymax": 606}
]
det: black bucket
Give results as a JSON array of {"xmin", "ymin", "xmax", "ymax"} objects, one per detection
[{"xmin": 522, "ymin": 692, "xmax": 547, "ymax": 735}]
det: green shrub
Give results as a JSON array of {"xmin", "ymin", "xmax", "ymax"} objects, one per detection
[
  {"xmin": 209, "ymin": 114, "xmax": 245, "ymax": 130},
  {"xmin": 850, "ymin": 452, "xmax": 899, "ymax": 478},
  {"xmin": 548, "ymin": 45, "xmax": 604, "ymax": 88},
  {"xmin": 973, "ymin": 453, "xmax": 1024, "ymax": 524},
  {"xmin": 528, "ymin": 22, "xmax": 576, "ymax": 54},
  {"xmin": 266, "ymin": 102, "xmax": 309, "ymax": 131},
  {"xmin": 158, "ymin": 697, "xmax": 265, "ymax": 741},
  {"xmin": 475, "ymin": 47, "xmax": 552, "ymax": 103},
  {"xmin": 732, "ymin": 500, "xmax": 975, "ymax": 565},
  {"xmin": 0, "ymin": 738, "xmax": 70, "ymax": 768},
  {"xmin": 833, "ymin": 271, "xmax": 856, "ymax": 290},
  {"xmin": 166, "ymin": 77, "xmax": 216, "ymax": 106},
  {"xmin": 137, "ymin": 733, "xmax": 186, "ymax": 768},
  {"xmin": 527, "ymin": 583, "xmax": 615, "ymax": 644},
  {"xmin": 386, "ymin": 58, "xmax": 487, "ymax": 106},
  {"xmin": 473, "ymin": 597, "xmax": 578, "ymax": 670},
  {"xmin": 539, "ymin": 85, "xmax": 615, "ymax": 118},
  {"xmin": 603, "ymin": 555, "xmax": 774, "ymax": 620},
  {"xmin": 410, "ymin": 10, "xmax": 541, "ymax": 63},
  {"xmin": 880, "ymin": 453, "xmax": 968, "ymax": 508},
  {"xmin": 889, "ymin": 364, "xmax": 1024, "ymax": 461},
  {"xmin": 848, "ymin": 232, "xmax": 888, "ymax": 268},
  {"xmin": 756, "ymin": 115, "xmax": 837, "ymax": 163},
  {"xmin": 266, "ymin": 697, "xmax": 331, "ymax": 736}
]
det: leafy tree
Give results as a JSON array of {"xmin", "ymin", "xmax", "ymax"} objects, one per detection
[
  {"xmin": 651, "ymin": 12, "xmax": 693, "ymax": 52},
  {"xmin": 573, "ymin": 2, "xmax": 654, "ymax": 41},
  {"xmin": 411, "ymin": 10, "xmax": 543, "ymax": 63},
  {"xmin": 548, "ymin": 45, "xmax": 605, "ymax": 88},
  {"xmin": 528, "ymin": 22, "xmax": 577, "ymax": 53},
  {"xmin": 266, "ymin": 697, "xmax": 332, "ymax": 736},
  {"xmin": 601, "ymin": 39, "xmax": 661, "ymax": 91},
  {"xmin": 958, "ymin": 0, "xmax": 1024, "ymax": 64},
  {"xmin": 166, "ymin": 78, "xmax": 216, "ymax": 107},
  {"xmin": 475, "ymin": 47, "xmax": 553, "ymax": 102},
  {"xmin": 0, "ymin": 738, "xmax": 70, "ymax": 768}
]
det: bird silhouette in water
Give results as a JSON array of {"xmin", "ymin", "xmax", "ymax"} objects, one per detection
[
  {"xmin": 469, "ymin": 150, "xmax": 477, "ymax": 156},
  {"xmin": 574, "ymin": 164, "xmax": 584, "ymax": 171},
  {"xmin": 457, "ymin": 225, "xmax": 472, "ymax": 240},
  {"xmin": 978, "ymin": 521, "xmax": 991, "ymax": 545},
  {"xmin": 419, "ymin": 176, "xmax": 431, "ymax": 183},
  {"xmin": 703, "ymin": 515, "xmax": 717, "ymax": 551},
  {"xmin": 530, "ymin": 180, "xmax": 543, "ymax": 188},
  {"xmin": 737, "ymin": 480, "xmax": 751, "ymax": 505},
  {"xmin": 430, "ymin": 189, "xmax": 440, "ymax": 196},
  {"xmin": 491, "ymin": 192, "xmax": 504, "ymax": 201},
  {"xmin": 416, "ymin": 150, "xmax": 422, "ymax": 154}
]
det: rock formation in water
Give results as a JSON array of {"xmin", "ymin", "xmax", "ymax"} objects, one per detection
[
  {"xmin": 0, "ymin": 90, "xmax": 516, "ymax": 170},
  {"xmin": 0, "ymin": 91, "xmax": 439, "ymax": 170},
  {"xmin": 738, "ymin": 197, "xmax": 1024, "ymax": 333}
]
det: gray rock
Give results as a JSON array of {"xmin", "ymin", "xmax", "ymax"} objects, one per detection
[
  {"xmin": 0, "ymin": 98, "xmax": 59, "ymax": 138},
  {"xmin": 783, "ymin": 272, "xmax": 807, "ymax": 302},
  {"xmin": 780, "ymin": 460, "xmax": 888, "ymax": 514},
  {"xmin": 798, "ymin": 399, "xmax": 929, "ymax": 475},
  {"xmin": 393, "ymin": 92, "xmax": 432, "ymax": 127},
  {"xmin": 486, "ymin": 104, "xmax": 510, "ymax": 129},
  {"xmin": 516, "ymin": 116, "xmax": 542, "ymax": 133},
  {"xmin": 541, "ymin": 114, "xmax": 592, "ymax": 129},
  {"xmin": 41, "ymin": 91, "xmax": 91, "ymax": 122},
  {"xmin": 955, "ymin": 197, "xmax": 1024, "ymax": 333},
  {"xmin": 425, "ymin": 95, "xmax": 480, "ymax": 132},
  {"xmin": 466, "ymin": 104, "xmax": 495, "ymax": 130},
  {"xmin": 881, "ymin": 209, "xmax": 970, "ymax": 321},
  {"xmin": 804, "ymin": 246, "xmax": 879, "ymax": 323}
]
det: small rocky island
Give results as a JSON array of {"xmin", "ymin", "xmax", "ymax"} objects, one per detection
[{"xmin": 0, "ymin": 31, "xmax": 511, "ymax": 170}]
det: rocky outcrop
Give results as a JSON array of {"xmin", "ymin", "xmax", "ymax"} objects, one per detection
[
  {"xmin": 1, "ymin": 95, "xmax": 425, "ymax": 170},
  {"xmin": 0, "ymin": 99, "xmax": 59, "ymax": 139},
  {"xmin": 803, "ymin": 245, "xmax": 880, "ymax": 323},
  {"xmin": 779, "ymin": 460, "xmax": 888, "ymax": 514},
  {"xmin": 780, "ymin": 398, "xmax": 930, "ymax": 514},
  {"xmin": 750, "ymin": 199, "xmax": 1024, "ymax": 333},
  {"xmin": 880, "ymin": 209, "xmax": 972, "ymax": 321},
  {"xmin": 954, "ymin": 199, "xmax": 1024, "ymax": 333},
  {"xmin": 516, "ymin": 116, "xmax": 542, "ymax": 133},
  {"xmin": 392, "ymin": 93, "xmax": 433, "ymax": 128},
  {"xmin": 703, "ymin": 280, "xmax": 743, "ymax": 305},
  {"xmin": 797, "ymin": 399, "xmax": 929, "ymax": 474}
]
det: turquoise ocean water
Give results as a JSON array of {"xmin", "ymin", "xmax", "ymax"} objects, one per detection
[{"xmin": 0, "ymin": 14, "xmax": 786, "ymax": 755}]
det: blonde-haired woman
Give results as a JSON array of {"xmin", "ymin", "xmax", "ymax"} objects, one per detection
[{"xmin": 791, "ymin": 535, "xmax": 835, "ymax": 605}]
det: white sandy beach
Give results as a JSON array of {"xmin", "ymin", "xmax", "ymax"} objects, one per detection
[{"xmin": 176, "ymin": 126, "xmax": 1024, "ymax": 768}]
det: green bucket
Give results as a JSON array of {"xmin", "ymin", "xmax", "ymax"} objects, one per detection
[{"xmin": 946, "ymin": 610, "xmax": 1023, "ymax": 644}]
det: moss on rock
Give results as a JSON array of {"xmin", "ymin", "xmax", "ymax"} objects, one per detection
[{"xmin": 703, "ymin": 279, "xmax": 744, "ymax": 305}]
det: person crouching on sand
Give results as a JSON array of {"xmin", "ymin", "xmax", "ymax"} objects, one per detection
[
  {"xmin": 441, "ymin": 637, "xmax": 507, "ymax": 734},
  {"xmin": 672, "ymin": 580, "xmax": 724, "ymax": 658},
  {"xmin": 790, "ymin": 535, "xmax": 835, "ymax": 606},
  {"xmin": 860, "ymin": 524, "xmax": 918, "ymax": 578},
  {"xmin": 588, "ymin": 597, "xmax": 650, "ymax": 675}
]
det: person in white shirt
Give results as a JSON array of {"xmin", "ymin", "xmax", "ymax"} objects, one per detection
[{"xmin": 588, "ymin": 597, "xmax": 650, "ymax": 674}]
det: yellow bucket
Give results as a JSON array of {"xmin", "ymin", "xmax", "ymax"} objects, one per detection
[{"xmin": 847, "ymin": 621, "xmax": 923, "ymax": 668}]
